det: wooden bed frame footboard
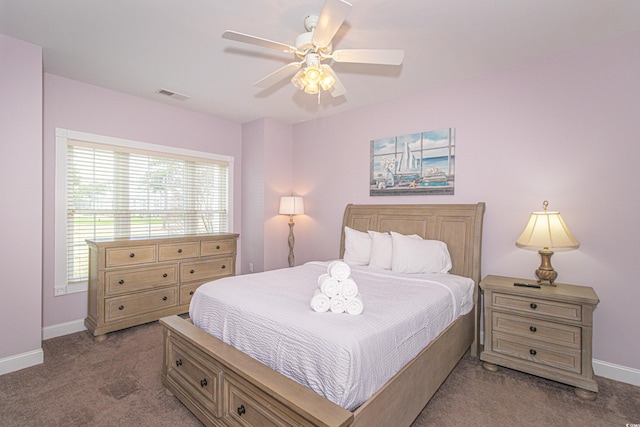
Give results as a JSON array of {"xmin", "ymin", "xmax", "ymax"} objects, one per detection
[{"xmin": 161, "ymin": 203, "xmax": 485, "ymax": 427}]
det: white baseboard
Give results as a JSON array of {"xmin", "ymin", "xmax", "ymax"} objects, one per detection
[
  {"xmin": 42, "ymin": 318, "xmax": 86, "ymax": 340},
  {"xmin": 0, "ymin": 348, "xmax": 44, "ymax": 376},
  {"xmin": 593, "ymin": 359, "xmax": 640, "ymax": 387}
]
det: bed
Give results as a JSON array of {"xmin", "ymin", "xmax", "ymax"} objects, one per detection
[{"xmin": 161, "ymin": 202, "xmax": 485, "ymax": 427}]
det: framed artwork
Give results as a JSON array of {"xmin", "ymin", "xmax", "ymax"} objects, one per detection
[{"xmin": 370, "ymin": 128, "xmax": 455, "ymax": 196}]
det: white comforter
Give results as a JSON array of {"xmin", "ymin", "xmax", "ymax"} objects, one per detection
[{"xmin": 189, "ymin": 261, "xmax": 474, "ymax": 411}]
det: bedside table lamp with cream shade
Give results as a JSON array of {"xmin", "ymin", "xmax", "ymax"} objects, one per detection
[
  {"xmin": 516, "ymin": 200, "xmax": 580, "ymax": 286},
  {"xmin": 279, "ymin": 196, "xmax": 304, "ymax": 267}
]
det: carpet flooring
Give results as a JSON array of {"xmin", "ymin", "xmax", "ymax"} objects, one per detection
[{"xmin": 1, "ymin": 320, "xmax": 638, "ymax": 427}]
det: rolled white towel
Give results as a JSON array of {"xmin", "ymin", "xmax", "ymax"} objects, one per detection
[
  {"xmin": 327, "ymin": 260, "xmax": 351, "ymax": 281},
  {"xmin": 339, "ymin": 278, "xmax": 359, "ymax": 300},
  {"xmin": 345, "ymin": 295, "xmax": 364, "ymax": 315},
  {"xmin": 330, "ymin": 295, "xmax": 346, "ymax": 314},
  {"xmin": 310, "ymin": 289, "xmax": 330, "ymax": 313},
  {"xmin": 318, "ymin": 274, "xmax": 340, "ymax": 298}
]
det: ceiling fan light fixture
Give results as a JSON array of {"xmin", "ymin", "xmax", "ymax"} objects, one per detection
[
  {"xmin": 304, "ymin": 65, "xmax": 322, "ymax": 84},
  {"xmin": 290, "ymin": 58, "xmax": 336, "ymax": 94},
  {"xmin": 319, "ymin": 65, "xmax": 336, "ymax": 91}
]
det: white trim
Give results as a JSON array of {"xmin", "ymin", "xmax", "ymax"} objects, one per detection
[
  {"xmin": 42, "ymin": 319, "xmax": 87, "ymax": 340},
  {"xmin": 0, "ymin": 348, "xmax": 43, "ymax": 376},
  {"xmin": 54, "ymin": 127, "xmax": 235, "ymax": 296},
  {"xmin": 593, "ymin": 359, "xmax": 640, "ymax": 387}
]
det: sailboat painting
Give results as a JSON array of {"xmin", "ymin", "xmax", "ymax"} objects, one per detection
[{"xmin": 370, "ymin": 128, "xmax": 455, "ymax": 196}]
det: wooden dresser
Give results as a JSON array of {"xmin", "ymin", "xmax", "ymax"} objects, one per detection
[
  {"xmin": 85, "ymin": 233, "xmax": 239, "ymax": 342},
  {"xmin": 479, "ymin": 275, "xmax": 599, "ymax": 400}
]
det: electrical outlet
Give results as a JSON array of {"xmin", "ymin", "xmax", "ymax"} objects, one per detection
[{"xmin": 249, "ymin": 262, "xmax": 254, "ymax": 273}]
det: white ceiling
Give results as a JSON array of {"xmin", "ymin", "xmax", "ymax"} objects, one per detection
[{"xmin": 1, "ymin": 0, "xmax": 639, "ymax": 124}]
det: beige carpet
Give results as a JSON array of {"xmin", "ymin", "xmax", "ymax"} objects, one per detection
[{"xmin": 1, "ymin": 321, "xmax": 638, "ymax": 427}]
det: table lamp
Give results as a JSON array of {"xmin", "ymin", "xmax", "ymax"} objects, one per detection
[
  {"xmin": 279, "ymin": 196, "xmax": 304, "ymax": 267},
  {"xmin": 515, "ymin": 200, "xmax": 579, "ymax": 286}
]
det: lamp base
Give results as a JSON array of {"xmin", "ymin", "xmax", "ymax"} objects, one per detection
[{"xmin": 535, "ymin": 248, "xmax": 558, "ymax": 286}]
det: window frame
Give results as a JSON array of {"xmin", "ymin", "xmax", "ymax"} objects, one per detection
[{"xmin": 54, "ymin": 128, "xmax": 234, "ymax": 296}]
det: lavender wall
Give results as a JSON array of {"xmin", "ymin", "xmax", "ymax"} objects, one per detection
[
  {"xmin": 0, "ymin": 35, "xmax": 43, "ymax": 362},
  {"xmin": 291, "ymin": 33, "xmax": 640, "ymax": 370},
  {"xmin": 42, "ymin": 74, "xmax": 243, "ymax": 327},
  {"xmin": 240, "ymin": 118, "xmax": 293, "ymax": 274}
]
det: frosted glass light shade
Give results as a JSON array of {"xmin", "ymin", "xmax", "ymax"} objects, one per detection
[
  {"xmin": 516, "ymin": 211, "xmax": 579, "ymax": 249},
  {"xmin": 279, "ymin": 196, "xmax": 304, "ymax": 215}
]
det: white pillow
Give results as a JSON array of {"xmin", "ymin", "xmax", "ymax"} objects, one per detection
[
  {"xmin": 368, "ymin": 231, "xmax": 422, "ymax": 269},
  {"xmin": 343, "ymin": 226, "xmax": 372, "ymax": 266},
  {"xmin": 368, "ymin": 231, "xmax": 392, "ymax": 269},
  {"xmin": 390, "ymin": 231, "xmax": 453, "ymax": 274}
]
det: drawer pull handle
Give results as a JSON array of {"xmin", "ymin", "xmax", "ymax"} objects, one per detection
[
  {"xmin": 163, "ymin": 273, "xmax": 168, "ymax": 278},
  {"xmin": 200, "ymin": 378, "xmax": 207, "ymax": 387},
  {"xmin": 190, "ymin": 269, "xmax": 195, "ymax": 274},
  {"xmin": 118, "ymin": 279, "xmax": 124, "ymax": 285},
  {"xmin": 175, "ymin": 359, "xmax": 182, "ymax": 367},
  {"xmin": 530, "ymin": 303, "xmax": 537, "ymax": 309},
  {"xmin": 178, "ymin": 248, "xmax": 182, "ymax": 253},
  {"xmin": 221, "ymin": 265, "xmax": 226, "ymax": 269},
  {"xmin": 237, "ymin": 405, "xmax": 246, "ymax": 416},
  {"xmin": 162, "ymin": 296, "xmax": 168, "ymax": 301},
  {"xmin": 118, "ymin": 305, "xmax": 124, "ymax": 310},
  {"xmin": 530, "ymin": 349, "xmax": 537, "ymax": 356},
  {"xmin": 189, "ymin": 290, "xmax": 194, "ymax": 296},
  {"xmin": 216, "ymin": 245, "xmax": 221, "ymax": 250},
  {"xmin": 530, "ymin": 326, "xmax": 537, "ymax": 332},
  {"xmin": 129, "ymin": 253, "xmax": 135, "ymax": 258}
]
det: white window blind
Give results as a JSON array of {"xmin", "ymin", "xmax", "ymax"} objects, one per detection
[{"xmin": 65, "ymin": 139, "xmax": 230, "ymax": 286}]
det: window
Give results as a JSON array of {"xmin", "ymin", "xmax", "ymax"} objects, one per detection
[{"xmin": 55, "ymin": 129, "xmax": 234, "ymax": 295}]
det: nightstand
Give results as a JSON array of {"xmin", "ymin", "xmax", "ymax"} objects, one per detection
[{"xmin": 479, "ymin": 274, "xmax": 600, "ymax": 400}]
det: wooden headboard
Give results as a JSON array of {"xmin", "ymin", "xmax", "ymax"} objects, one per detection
[{"xmin": 339, "ymin": 203, "xmax": 486, "ymax": 286}]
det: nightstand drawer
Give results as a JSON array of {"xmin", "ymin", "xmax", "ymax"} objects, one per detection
[
  {"xmin": 492, "ymin": 292, "xmax": 582, "ymax": 322},
  {"xmin": 492, "ymin": 331, "xmax": 581, "ymax": 373},
  {"xmin": 492, "ymin": 312, "xmax": 581, "ymax": 348}
]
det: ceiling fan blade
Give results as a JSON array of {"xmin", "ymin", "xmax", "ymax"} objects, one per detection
[
  {"xmin": 254, "ymin": 62, "xmax": 303, "ymax": 88},
  {"xmin": 331, "ymin": 49, "xmax": 405, "ymax": 65},
  {"xmin": 222, "ymin": 30, "xmax": 297, "ymax": 54},
  {"xmin": 312, "ymin": 0, "xmax": 352, "ymax": 49},
  {"xmin": 324, "ymin": 66, "xmax": 347, "ymax": 97}
]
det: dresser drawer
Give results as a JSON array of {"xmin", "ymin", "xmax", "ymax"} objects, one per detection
[
  {"xmin": 167, "ymin": 336, "xmax": 223, "ymax": 418},
  {"xmin": 224, "ymin": 375, "xmax": 304, "ymax": 427},
  {"xmin": 201, "ymin": 239, "xmax": 235, "ymax": 257},
  {"xmin": 105, "ymin": 287, "xmax": 178, "ymax": 322},
  {"xmin": 105, "ymin": 265, "xmax": 178, "ymax": 296},
  {"xmin": 105, "ymin": 245, "xmax": 156, "ymax": 268},
  {"xmin": 492, "ymin": 292, "xmax": 582, "ymax": 322},
  {"xmin": 179, "ymin": 282, "xmax": 201, "ymax": 305},
  {"xmin": 492, "ymin": 331, "xmax": 581, "ymax": 374},
  {"xmin": 159, "ymin": 242, "xmax": 200, "ymax": 261},
  {"xmin": 180, "ymin": 257, "xmax": 233, "ymax": 283},
  {"xmin": 492, "ymin": 312, "xmax": 581, "ymax": 349}
]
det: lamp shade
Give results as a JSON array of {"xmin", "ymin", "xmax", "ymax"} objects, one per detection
[
  {"xmin": 516, "ymin": 210, "xmax": 579, "ymax": 249},
  {"xmin": 279, "ymin": 196, "xmax": 304, "ymax": 215}
]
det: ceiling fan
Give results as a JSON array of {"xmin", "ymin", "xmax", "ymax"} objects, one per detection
[{"xmin": 221, "ymin": 0, "xmax": 404, "ymax": 99}]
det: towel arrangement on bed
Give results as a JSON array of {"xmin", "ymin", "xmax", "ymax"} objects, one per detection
[{"xmin": 310, "ymin": 261, "xmax": 364, "ymax": 315}]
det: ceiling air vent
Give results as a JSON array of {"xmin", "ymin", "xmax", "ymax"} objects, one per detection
[{"xmin": 155, "ymin": 89, "xmax": 190, "ymax": 101}]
